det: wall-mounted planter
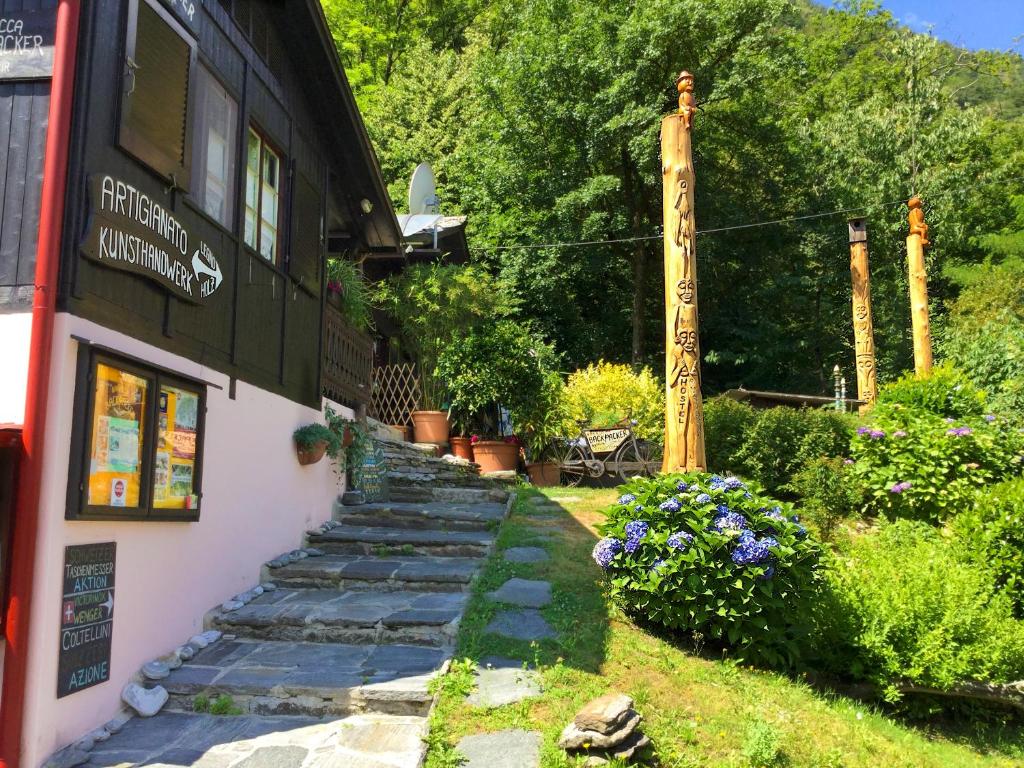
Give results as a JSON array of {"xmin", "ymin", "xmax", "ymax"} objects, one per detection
[{"xmin": 296, "ymin": 439, "xmax": 328, "ymax": 466}]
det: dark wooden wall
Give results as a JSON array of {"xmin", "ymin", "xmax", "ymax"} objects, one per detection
[{"xmin": 56, "ymin": 0, "xmax": 386, "ymax": 407}]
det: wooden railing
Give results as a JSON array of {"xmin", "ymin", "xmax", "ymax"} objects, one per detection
[{"xmin": 322, "ymin": 304, "xmax": 373, "ymax": 410}]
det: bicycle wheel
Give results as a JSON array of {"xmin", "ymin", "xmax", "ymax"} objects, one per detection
[
  {"xmin": 547, "ymin": 439, "xmax": 587, "ymax": 487},
  {"xmin": 614, "ymin": 438, "xmax": 662, "ymax": 482}
]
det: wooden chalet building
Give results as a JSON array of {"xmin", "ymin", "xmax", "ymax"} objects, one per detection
[{"xmin": 0, "ymin": 1, "xmax": 401, "ymax": 765}]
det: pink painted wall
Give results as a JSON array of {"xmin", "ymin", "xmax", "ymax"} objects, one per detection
[{"xmin": 18, "ymin": 313, "xmax": 348, "ymax": 768}]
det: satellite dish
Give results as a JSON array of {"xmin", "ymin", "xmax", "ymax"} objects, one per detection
[{"xmin": 408, "ymin": 162, "xmax": 440, "ymax": 215}]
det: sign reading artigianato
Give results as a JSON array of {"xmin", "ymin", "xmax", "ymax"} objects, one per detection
[{"xmin": 81, "ymin": 174, "xmax": 225, "ymax": 303}]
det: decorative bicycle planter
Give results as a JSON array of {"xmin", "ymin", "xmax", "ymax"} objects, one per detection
[{"xmin": 546, "ymin": 422, "xmax": 661, "ymax": 486}]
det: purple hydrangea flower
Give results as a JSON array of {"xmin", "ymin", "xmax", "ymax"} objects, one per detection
[
  {"xmin": 946, "ymin": 426, "xmax": 973, "ymax": 437},
  {"xmin": 592, "ymin": 537, "xmax": 622, "ymax": 569},
  {"xmin": 894, "ymin": 430, "xmax": 907, "ymax": 438},
  {"xmin": 889, "ymin": 481, "xmax": 912, "ymax": 494},
  {"xmin": 617, "ymin": 494, "xmax": 636, "ymax": 505},
  {"xmin": 857, "ymin": 426, "xmax": 870, "ymax": 435},
  {"xmin": 843, "ymin": 458, "xmax": 855, "ymax": 465},
  {"xmin": 695, "ymin": 493, "xmax": 712, "ymax": 505},
  {"xmin": 624, "ymin": 520, "xmax": 649, "ymax": 554},
  {"xmin": 984, "ymin": 414, "xmax": 996, "ymax": 423},
  {"xmin": 667, "ymin": 530, "xmax": 694, "ymax": 549},
  {"xmin": 659, "ymin": 497, "xmax": 682, "ymax": 513},
  {"xmin": 868, "ymin": 429, "xmax": 886, "ymax": 440}
]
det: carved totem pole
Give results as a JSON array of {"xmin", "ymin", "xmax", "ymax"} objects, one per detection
[
  {"xmin": 848, "ymin": 218, "xmax": 878, "ymax": 410},
  {"xmin": 662, "ymin": 71, "xmax": 707, "ymax": 472},
  {"xmin": 906, "ymin": 196, "xmax": 933, "ymax": 376}
]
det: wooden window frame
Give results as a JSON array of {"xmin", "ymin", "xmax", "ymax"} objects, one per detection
[
  {"xmin": 189, "ymin": 62, "xmax": 239, "ymax": 231},
  {"xmin": 66, "ymin": 347, "xmax": 207, "ymax": 523},
  {"xmin": 118, "ymin": 0, "xmax": 197, "ymax": 187},
  {"xmin": 244, "ymin": 124, "xmax": 285, "ymax": 267}
]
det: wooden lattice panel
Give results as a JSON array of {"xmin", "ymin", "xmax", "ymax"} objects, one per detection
[{"xmin": 371, "ymin": 363, "xmax": 421, "ymax": 427}]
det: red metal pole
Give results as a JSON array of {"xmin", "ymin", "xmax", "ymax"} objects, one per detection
[{"xmin": 0, "ymin": 2, "xmax": 80, "ymax": 765}]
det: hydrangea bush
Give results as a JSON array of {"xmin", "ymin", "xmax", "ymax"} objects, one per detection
[
  {"xmin": 594, "ymin": 472, "xmax": 820, "ymax": 667},
  {"xmin": 849, "ymin": 410, "xmax": 1024, "ymax": 522}
]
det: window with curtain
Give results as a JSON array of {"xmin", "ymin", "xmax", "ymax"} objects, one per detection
[{"xmin": 191, "ymin": 65, "xmax": 237, "ymax": 228}]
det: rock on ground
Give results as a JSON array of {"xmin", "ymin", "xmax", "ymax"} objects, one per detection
[{"xmin": 456, "ymin": 729, "xmax": 541, "ymax": 768}]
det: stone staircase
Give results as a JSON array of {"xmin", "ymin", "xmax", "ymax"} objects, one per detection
[{"xmin": 85, "ymin": 438, "xmax": 512, "ymax": 768}]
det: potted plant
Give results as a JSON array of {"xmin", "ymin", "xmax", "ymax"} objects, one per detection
[
  {"xmin": 324, "ymin": 405, "xmax": 371, "ymax": 480},
  {"xmin": 519, "ymin": 370, "xmax": 567, "ymax": 486},
  {"xmin": 374, "ymin": 264, "xmax": 517, "ymax": 447},
  {"xmin": 293, "ymin": 423, "xmax": 339, "ymax": 466},
  {"xmin": 326, "ymin": 257, "xmax": 373, "ymax": 331},
  {"xmin": 437, "ymin": 319, "xmax": 559, "ymax": 474},
  {"xmin": 472, "ymin": 433, "xmax": 521, "ymax": 473}
]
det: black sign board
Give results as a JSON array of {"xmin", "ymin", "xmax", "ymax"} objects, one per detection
[
  {"xmin": 58, "ymin": 542, "xmax": 116, "ymax": 698},
  {"xmin": 80, "ymin": 174, "xmax": 226, "ymax": 303},
  {"xmin": 0, "ymin": 8, "xmax": 56, "ymax": 81},
  {"xmin": 356, "ymin": 443, "xmax": 389, "ymax": 503}
]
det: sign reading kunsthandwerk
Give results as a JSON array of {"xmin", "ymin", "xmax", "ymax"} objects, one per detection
[
  {"xmin": 58, "ymin": 542, "xmax": 116, "ymax": 698},
  {"xmin": 81, "ymin": 174, "xmax": 226, "ymax": 303}
]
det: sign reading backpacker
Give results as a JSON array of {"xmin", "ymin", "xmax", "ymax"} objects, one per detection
[
  {"xmin": 81, "ymin": 174, "xmax": 226, "ymax": 303},
  {"xmin": 58, "ymin": 542, "xmax": 116, "ymax": 698},
  {"xmin": 0, "ymin": 9, "xmax": 55, "ymax": 80},
  {"xmin": 583, "ymin": 428, "xmax": 631, "ymax": 454}
]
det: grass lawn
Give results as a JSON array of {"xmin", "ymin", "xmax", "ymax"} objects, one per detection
[{"xmin": 425, "ymin": 486, "xmax": 1024, "ymax": 768}]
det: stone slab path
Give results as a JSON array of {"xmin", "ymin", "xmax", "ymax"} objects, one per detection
[
  {"xmin": 503, "ymin": 547, "xmax": 549, "ymax": 564},
  {"xmin": 70, "ymin": 437, "xmax": 511, "ymax": 768},
  {"xmin": 486, "ymin": 578, "xmax": 552, "ymax": 608},
  {"xmin": 484, "ymin": 609, "xmax": 555, "ymax": 641},
  {"xmin": 466, "ymin": 666, "xmax": 542, "ymax": 708},
  {"xmin": 456, "ymin": 730, "xmax": 541, "ymax": 768}
]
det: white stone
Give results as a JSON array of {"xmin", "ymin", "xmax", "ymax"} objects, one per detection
[
  {"xmin": 141, "ymin": 660, "xmax": 171, "ymax": 680},
  {"xmin": 221, "ymin": 600, "xmax": 244, "ymax": 611},
  {"xmin": 156, "ymin": 651, "xmax": 182, "ymax": 670},
  {"xmin": 176, "ymin": 644, "xmax": 195, "ymax": 661},
  {"xmin": 121, "ymin": 682, "xmax": 168, "ymax": 717},
  {"xmin": 188, "ymin": 633, "xmax": 211, "ymax": 649},
  {"xmin": 198, "ymin": 629, "xmax": 222, "ymax": 645},
  {"xmin": 253, "ymin": 585, "xmax": 265, "ymax": 596}
]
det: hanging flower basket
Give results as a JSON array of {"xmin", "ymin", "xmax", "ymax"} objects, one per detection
[{"xmin": 296, "ymin": 439, "xmax": 328, "ymax": 466}]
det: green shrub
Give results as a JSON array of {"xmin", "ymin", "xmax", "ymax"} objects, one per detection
[
  {"xmin": 594, "ymin": 472, "xmax": 820, "ymax": 667},
  {"xmin": 563, "ymin": 361, "xmax": 663, "ymax": 443},
  {"xmin": 787, "ymin": 457, "xmax": 864, "ymax": 540},
  {"xmin": 850, "ymin": 411, "xmax": 1024, "ymax": 522},
  {"xmin": 872, "ymin": 363, "xmax": 986, "ymax": 420},
  {"xmin": 741, "ymin": 721, "xmax": 783, "ymax": 768},
  {"xmin": 941, "ymin": 312, "xmax": 1024, "ymax": 420},
  {"xmin": 733, "ymin": 407, "xmax": 855, "ymax": 494},
  {"xmin": 326, "ymin": 257, "xmax": 373, "ymax": 331},
  {"xmin": 814, "ymin": 520, "xmax": 1024, "ymax": 699},
  {"xmin": 954, "ymin": 478, "xmax": 1024, "ymax": 614},
  {"xmin": 704, "ymin": 396, "xmax": 757, "ymax": 473}
]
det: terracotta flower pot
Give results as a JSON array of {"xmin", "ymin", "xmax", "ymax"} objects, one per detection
[
  {"xmin": 342, "ymin": 426, "xmax": 355, "ymax": 448},
  {"xmin": 473, "ymin": 441, "xmax": 519, "ymax": 473},
  {"xmin": 526, "ymin": 461, "xmax": 560, "ymax": 487},
  {"xmin": 388, "ymin": 424, "xmax": 412, "ymax": 442},
  {"xmin": 296, "ymin": 439, "xmax": 328, "ymax": 466},
  {"xmin": 411, "ymin": 410, "xmax": 450, "ymax": 445},
  {"xmin": 450, "ymin": 436, "xmax": 474, "ymax": 461}
]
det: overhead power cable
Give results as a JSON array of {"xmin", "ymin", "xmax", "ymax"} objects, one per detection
[{"xmin": 480, "ymin": 199, "xmax": 911, "ymax": 252}]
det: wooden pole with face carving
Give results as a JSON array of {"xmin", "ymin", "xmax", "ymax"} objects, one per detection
[
  {"xmin": 906, "ymin": 196, "xmax": 933, "ymax": 376},
  {"xmin": 662, "ymin": 71, "xmax": 707, "ymax": 472},
  {"xmin": 848, "ymin": 218, "xmax": 878, "ymax": 410}
]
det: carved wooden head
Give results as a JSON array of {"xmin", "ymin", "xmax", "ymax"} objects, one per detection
[
  {"xmin": 677, "ymin": 277, "xmax": 695, "ymax": 304},
  {"xmin": 908, "ymin": 196, "xmax": 923, "ymax": 210},
  {"xmin": 676, "ymin": 70, "xmax": 694, "ymax": 94}
]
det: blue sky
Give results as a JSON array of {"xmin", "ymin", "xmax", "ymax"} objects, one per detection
[{"xmin": 817, "ymin": 0, "xmax": 1024, "ymax": 53}]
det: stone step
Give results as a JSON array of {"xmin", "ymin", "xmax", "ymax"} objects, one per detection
[
  {"xmin": 335, "ymin": 500, "xmax": 507, "ymax": 532},
  {"xmin": 87, "ymin": 710, "xmax": 429, "ymax": 768},
  {"xmin": 389, "ymin": 485, "xmax": 510, "ymax": 505},
  {"xmin": 160, "ymin": 637, "xmax": 446, "ymax": 717},
  {"xmin": 211, "ymin": 587, "xmax": 468, "ymax": 647},
  {"xmin": 308, "ymin": 525, "xmax": 496, "ymax": 558},
  {"xmin": 386, "ymin": 469, "xmax": 492, "ymax": 488},
  {"xmin": 271, "ymin": 554, "xmax": 483, "ymax": 592}
]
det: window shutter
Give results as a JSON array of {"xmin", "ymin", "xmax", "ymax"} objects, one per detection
[
  {"xmin": 290, "ymin": 172, "xmax": 322, "ymax": 291},
  {"xmin": 119, "ymin": 0, "xmax": 193, "ymax": 185}
]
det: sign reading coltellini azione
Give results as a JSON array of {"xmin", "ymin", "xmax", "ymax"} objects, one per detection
[
  {"xmin": 81, "ymin": 174, "xmax": 226, "ymax": 303},
  {"xmin": 58, "ymin": 542, "xmax": 116, "ymax": 698}
]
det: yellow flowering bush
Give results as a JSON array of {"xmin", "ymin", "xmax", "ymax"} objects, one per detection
[{"xmin": 563, "ymin": 361, "xmax": 664, "ymax": 443}]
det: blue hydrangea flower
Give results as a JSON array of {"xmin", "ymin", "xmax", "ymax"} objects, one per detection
[
  {"xmin": 676, "ymin": 481, "xmax": 689, "ymax": 492},
  {"xmin": 650, "ymin": 558, "xmax": 667, "ymax": 573},
  {"xmin": 617, "ymin": 494, "xmax": 636, "ymax": 505},
  {"xmin": 659, "ymin": 497, "xmax": 682, "ymax": 513},
  {"xmin": 667, "ymin": 530, "xmax": 694, "ymax": 549},
  {"xmin": 723, "ymin": 477, "xmax": 746, "ymax": 491},
  {"xmin": 789, "ymin": 514, "xmax": 800, "ymax": 523},
  {"xmin": 731, "ymin": 537, "xmax": 773, "ymax": 566},
  {"xmin": 759, "ymin": 564, "xmax": 776, "ymax": 580},
  {"xmin": 624, "ymin": 520, "xmax": 649, "ymax": 554},
  {"xmin": 764, "ymin": 506, "xmax": 785, "ymax": 521},
  {"xmin": 591, "ymin": 537, "xmax": 622, "ymax": 569},
  {"xmin": 984, "ymin": 414, "xmax": 996, "ymax": 423},
  {"xmin": 794, "ymin": 524, "xmax": 807, "ymax": 539},
  {"xmin": 716, "ymin": 503, "xmax": 730, "ymax": 515},
  {"xmin": 695, "ymin": 493, "xmax": 712, "ymax": 505},
  {"xmin": 634, "ymin": 504, "xmax": 645, "ymax": 512},
  {"xmin": 712, "ymin": 510, "xmax": 749, "ymax": 534}
]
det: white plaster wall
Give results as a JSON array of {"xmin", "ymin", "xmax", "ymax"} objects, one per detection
[
  {"xmin": 0, "ymin": 312, "xmax": 32, "ymax": 425},
  {"xmin": 19, "ymin": 313, "xmax": 349, "ymax": 768}
]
